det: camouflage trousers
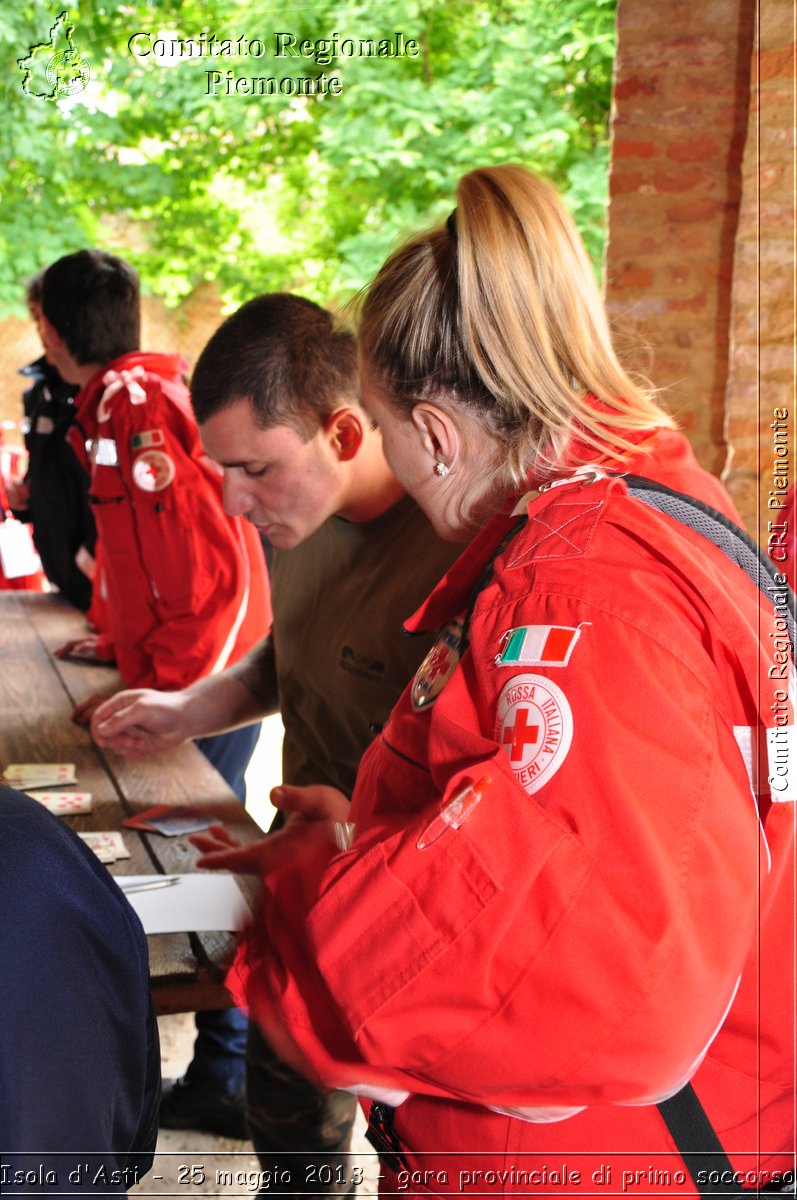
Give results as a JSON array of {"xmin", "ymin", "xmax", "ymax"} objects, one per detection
[{"xmin": 246, "ymin": 1022, "xmax": 359, "ymax": 1197}]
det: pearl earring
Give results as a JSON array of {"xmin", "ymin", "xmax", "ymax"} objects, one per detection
[{"xmin": 434, "ymin": 460, "xmax": 450, "ymax": 478}]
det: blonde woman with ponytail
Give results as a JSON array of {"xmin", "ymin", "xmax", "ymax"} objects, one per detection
[
  {"xmin": 223, "ymin": 165, "xmax": 795, "ymax": 1196},
  {"xmin": 357, "ymin": 164, "xmax": 736, "ymax": 530}
]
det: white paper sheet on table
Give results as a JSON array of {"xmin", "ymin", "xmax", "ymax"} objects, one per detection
[{"xmin": 119, "ymin": 874, "xmax": 250, "ymax": 934}]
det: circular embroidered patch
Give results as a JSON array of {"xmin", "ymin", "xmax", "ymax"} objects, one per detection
[
  {"xmin": 412, "ymin": 619, "xmax": 464, "ymax": 711},
  {"xmin": 495, "ymin": 673, "xmax": 573, "ymax": 795},
  {"xmin": 132, "ymin": 449, "xmax": 175, "ymax": 492}
]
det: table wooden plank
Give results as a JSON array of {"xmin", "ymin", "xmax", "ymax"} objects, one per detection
[
  {"xmin": 26, "ymin": 601, "xmax": 263, "ymax": 978},
  {"xmin": 1, "ymin": 592, "xmax": 265, "ymax": 1011},
  {"xmin": 0, "ymin": 594, "xmax": 200, "ymax": 992}
]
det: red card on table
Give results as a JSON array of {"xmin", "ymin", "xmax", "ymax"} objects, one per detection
[{"xmin": 123, "ymin": 806, "xmax": 214, "ymax": 837}]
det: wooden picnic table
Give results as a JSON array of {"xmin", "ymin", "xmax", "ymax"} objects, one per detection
[{"xmin": 0, "ymin": 589, "xmax": 264, "ymax": 1015}]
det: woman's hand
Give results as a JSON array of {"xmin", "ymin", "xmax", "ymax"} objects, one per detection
[{"xmin": 191, "ymin": 783, "xmax": 350, "ymax": 874}]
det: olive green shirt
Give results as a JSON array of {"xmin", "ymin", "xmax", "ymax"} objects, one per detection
[{"xmin": 234, "ymin": 494, "xmax": 460, "ymax": 794}]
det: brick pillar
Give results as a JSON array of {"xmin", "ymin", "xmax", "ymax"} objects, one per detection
[
  {"xmin": 605, "ymin": 0, "xmax": 756, "ymax": 483},
  {"xmin": 723, "ymin": 0, "xmax": 796, "ymax": 543}
]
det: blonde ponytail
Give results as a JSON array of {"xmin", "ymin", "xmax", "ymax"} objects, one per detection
[{"xmin": 359, "ymin": 164, "xmax": 674, "ymax": 489}]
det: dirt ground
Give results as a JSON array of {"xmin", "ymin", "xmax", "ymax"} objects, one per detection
[{"xmin": 130, "ymin": 1011, "xmax": 380, "ymax": 1199}]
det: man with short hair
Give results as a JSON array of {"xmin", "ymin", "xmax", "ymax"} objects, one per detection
[
  {"xmin": 39, "ymin": 249, "xmax": 271, "ymax": 1129},
  {"xmin": 39, "ymin": 250, "xmax": 269, "ymax": 778},
  {"xmin": 90, "ymin": 293, "xmax": 460, "ymax": 1187}
]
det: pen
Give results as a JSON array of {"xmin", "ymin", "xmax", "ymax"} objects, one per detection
[
  {"xmin": 332, "ymin": 821, "xmax": 357, "ymax": 852},
  {"xmin": 120, "ymin": 876, "xmax": 181, "ymax": 894},
  {"xmin": 417, "ymin": 775, "xmax": 492, "ymax": 850}
]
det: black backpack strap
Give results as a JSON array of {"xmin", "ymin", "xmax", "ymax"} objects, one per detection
[
  {"xmin": 365, "ymin": 1102, "xmax": 409, "ymax": 1174},
  {"xmin": 658, "ymin": 1083, "xmax": 748, "ymax": 1197},
  {"xmin": 622, "ymin": 474, "xmax": 797, "ymax": 655},
  {"xmin": 620, "ymin": 475, "xmax": 797, "ymax": 1195}
]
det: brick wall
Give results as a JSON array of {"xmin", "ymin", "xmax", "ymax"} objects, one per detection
[
  {"xmin": 605, "ymin": 0, "xmax": 756, "ymax": 484},
  {"xmin": 724, "ymin": 0, "xmax": 796, "ymax": 543},
  {"xmin": 606, "ymin": 0, "xmax": 795, "ymax": 540}
]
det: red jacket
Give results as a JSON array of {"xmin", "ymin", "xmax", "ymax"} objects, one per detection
[
  {"xmin": 70, "ymin": 352, "xmax": 270, "ymax": 689},
  {"xmin": 233, "ymin": 430, "xmax": 794, "ymax": 1194}
]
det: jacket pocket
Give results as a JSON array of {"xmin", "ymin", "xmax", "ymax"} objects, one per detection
[{"xmin": 305, "ymin": 797, "xmax": 498, "ymax": 1051}]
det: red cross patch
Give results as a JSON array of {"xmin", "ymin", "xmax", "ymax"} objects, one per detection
[
  {"xmin": 502, "ymin": 707, "xmax": 540, "ymax": 762},
  {"xmin": 131, "ymin": 449, "xmax": 175, "ymax": 493},
  {"xmin": 412, "ymin": 619, "xmax": 464, "ymax": 711},
  {"xmin": 496, "ymin": 673, "xmax": 572, "ymax": 795}
]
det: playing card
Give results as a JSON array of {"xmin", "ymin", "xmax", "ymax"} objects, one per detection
[
  {"xmin": 78, "ymin": 831, "xmax": 130, "ymax": 862},
  {"xmin": 123, "ymin": 805, "xmax": 214, "ymax": 837},
  {"xmin": 28, "ymin": 791, "xmax": 93, "ymax": 815},
  {"xmin": 4, "ymin": 762, "xmax": 77, "ymax": 788}
]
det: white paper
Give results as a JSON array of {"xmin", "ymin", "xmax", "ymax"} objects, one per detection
[
  {"xmin": 119, "ymin": 874, "xmax": 251, "ymax": 934},
  {"xmin": 0, "ymin": 517, "xmax": 42, "ymax": 578}
]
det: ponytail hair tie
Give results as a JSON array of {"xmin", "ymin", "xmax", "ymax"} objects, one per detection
[{"xmin": 446, "ymin": 209, "xmax": 458, "ymax": 242}]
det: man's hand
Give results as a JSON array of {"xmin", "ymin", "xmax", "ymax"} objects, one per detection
[
  {"xmin": 72, "ymin": 692, "xmax": 117, "ymax": 728},
  {"xmin": 55, "ymin": 634, "xmax": 114, "ymax": 663},
  {"xmin": 6, "ymin": 479, "xmax": 30, "ymax": 510},
  {"xmin": 90, "ymin": 689, "xmax": 192, "ymax": 757},
  {"xmin": 191, "ymin": 783, "xmax": 350, "ymax": 874}
]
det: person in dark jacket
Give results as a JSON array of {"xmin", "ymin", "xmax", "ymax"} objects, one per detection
[
  {"xmin": 9, "ymin": 271, "xmax": 96, "ymax": 611},
  {"xmin": 0, "ymin": 786, "xmax": 160, "ymax": 1192}
]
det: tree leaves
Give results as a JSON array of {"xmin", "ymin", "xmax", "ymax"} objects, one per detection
[{"xmin": 0, "ymin": 0, "xmax": 615, "ymax": 312}]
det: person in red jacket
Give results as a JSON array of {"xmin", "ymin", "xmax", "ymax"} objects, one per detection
[
  {"xmin": 38, "ymin": 248, "xmax": 271, "ymax": 1130},
  {"xmin": 197, "ymin": 166, "xmax": 795, "ymax": 1194}
]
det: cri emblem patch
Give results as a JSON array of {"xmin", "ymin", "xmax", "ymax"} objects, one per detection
[
  {"xmin": 412, "ymin": 619, "xmax": 464, "ymax": 711},
  {"xmin": 496, "ymin": 673, "xmax": 573, "ymax": 795},
  {"xmin": 132, "ymin": 449, "xmax": 176, "ymax": 492}
]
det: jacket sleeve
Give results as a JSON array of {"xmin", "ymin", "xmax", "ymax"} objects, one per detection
[
  {"xmin": 0, "ymin": 788, "xmax": 160, "ymax": 1179},
  {"xmin": 93, "ymin": 381, "xmax": 257, "ymax": 690},
  {"xmin": 248, "ymin": 598, "xmax": 769, "ymax": 1114}
]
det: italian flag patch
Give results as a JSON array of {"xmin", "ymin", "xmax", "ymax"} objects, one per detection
[
  {"xmin": 130, "ymin": 429, "xmax": 165, "ymax": 451},
  {"xmin": 495, "ymin": 624, "xmax": 582, "ymax": 667}
]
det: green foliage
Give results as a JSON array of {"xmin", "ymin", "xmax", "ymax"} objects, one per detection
[{"xmin": 0, "ymin": 0, "xmax": 616, "ymax": 312}]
